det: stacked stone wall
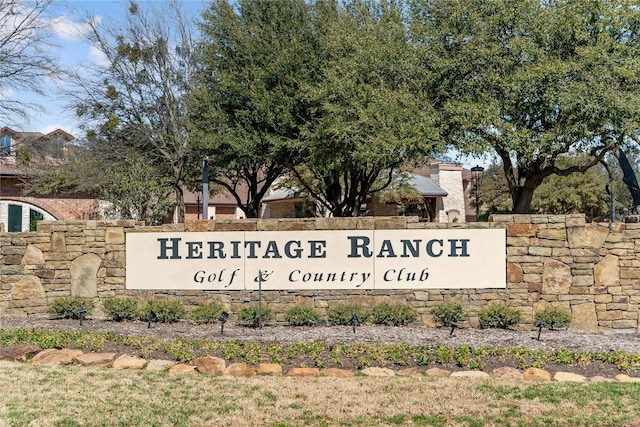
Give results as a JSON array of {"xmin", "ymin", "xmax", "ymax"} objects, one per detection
[{"xmin": 1, "ymin": 214, "xmax": 639, "ymax": 332}]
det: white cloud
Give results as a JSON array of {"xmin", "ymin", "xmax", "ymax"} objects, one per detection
[
  {"xmin": 0, "ymin": 88, "xmax": 15, "ymax": 100},
  {"xmin": 89, "ymin": 44, "xmax": 109, "ymax": 68},
  {"xmin": 50, "ymin": 15, "xmax": 93, "ymax": 41}
]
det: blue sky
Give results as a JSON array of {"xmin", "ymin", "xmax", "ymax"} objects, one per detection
[{"xmin": 8, "ymin": 0, "xmax": 206, "ymax": 137}]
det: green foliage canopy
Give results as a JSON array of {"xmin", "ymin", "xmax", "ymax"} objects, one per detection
[
  {"xmin": 193, "ymin": 0, "xmax": 441, "ymax": 217},
  {"xmin": 410, "ymin": 0, "xmax": 640, "ymax": 213}
]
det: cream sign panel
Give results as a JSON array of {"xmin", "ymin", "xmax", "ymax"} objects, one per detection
[{"xmin": 125, "ymin": 229, "xmax": 506, "ymax": 290}]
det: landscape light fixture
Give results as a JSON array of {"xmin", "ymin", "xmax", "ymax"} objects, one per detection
[
  {"xmin": 534, "ymin": 320, "xmax": 544, "ymax": 341},
  {"xmin": 147, "ymin": 310, "xmax": 158, "ymax": 329},
  {"xmin": 219, "ymin": 311, "xmax": 229, "ymax": 335},
  {"xmin": 471, "ymin": 165, "xmax": 485, "ymax": 222},
  {"xmin": 352, "ymin": 314, "xmax": 359, "ymax": 334},
  {"xmin": 449, "ymin": 321, "xmax": 458, "ymax": 337},
  {"xmin": 75, "ymin": 308, "xmax": 87, "ymax": 326}
]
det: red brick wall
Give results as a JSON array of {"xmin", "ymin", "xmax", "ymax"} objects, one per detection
[{"xmin": 1, "ymin": 177, "xmax": 98, "ymax": 220}]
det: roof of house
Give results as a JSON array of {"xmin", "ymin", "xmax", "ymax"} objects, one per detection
[{"xmin": 262, "ymin": 173, "xmax": 447, "ymax": 203}]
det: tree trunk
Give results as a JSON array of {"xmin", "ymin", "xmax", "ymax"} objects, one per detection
[
  {"xmin": 174, "ymin": 187, "xmax": 185, "ymax": 223},
  {"xmin": 510, "ymin": 184, "xmax": 537, "ymax": 214}
]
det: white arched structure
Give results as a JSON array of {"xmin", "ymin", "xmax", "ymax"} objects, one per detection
[{"xmin": 0, "ymin": 200, "xmax": 56, "ymax": 232}]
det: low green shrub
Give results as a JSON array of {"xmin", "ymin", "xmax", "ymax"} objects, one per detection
[
  {"xmin": 478, "ymin": 302, "xmax": 521, "ymax": 329},
  {"xmin": 189, "ymin": 300, "xmax": 224, "ymax": 324},
  {"xmin": 430, "ymin": 300, "xmax": 469, "ymax": 327},
  {"xmin": 102, "ymin": 297, "xmax": 139, "ymax": 322},
  {"xmin": 534, "ymin": 306, "xmax": 572, "ymax": 330},
  {"xmin": 371, "ymin": 302, "xmax": 417, "ymax": 326},
  {"xmin": 47, "ymin": 297, "xmax": 95, "ymax": 319},
  {"xmin": 284, "ymin": 305, "xmax": 320, "ymax": 326},
  {"xmin": 327, "ymin": 303, "xmax": 370, "ymax": 326},
  {"xmin": 140, "ymin": 299, "xmax": 186, "ymax": 323},
  {"xmin": 236, "ymin": 304, "xmax": 274, "ymax": 327}
]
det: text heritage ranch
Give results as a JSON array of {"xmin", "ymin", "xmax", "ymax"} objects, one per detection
[{"xmin": 126, "ymin": 229, "xmax": 506, "ymax": 290}]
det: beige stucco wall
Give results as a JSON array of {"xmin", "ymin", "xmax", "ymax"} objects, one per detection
[
  {"xmin": 1, "ymin": 214, "xmax": 638, "ymax": 332},
  {"xmin": 430, "ymin": 164, "xmax": 466, "ymax": 223}
]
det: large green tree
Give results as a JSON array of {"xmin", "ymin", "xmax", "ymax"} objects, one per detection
[
  {"xmin": 411, "ymin": 0, "xmax": 640, "ymax": 213},
  {"xmin": 67, "ymin": 0, "xmax": 198, "ymax": 222},
  {"xmin": 192, "ymin": 0, "xmax": 440, "ymax": 218},
  {"xmin": 191, "ymin": 0, "xmax": 319, "ymax": 218},
  {"xmin": 291, "ymin": 0, "xmax": 439, "ymax": 217}
]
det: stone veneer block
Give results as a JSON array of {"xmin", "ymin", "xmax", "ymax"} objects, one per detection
[
  {"xmin": 374, "ymin": 217, "xmax": 406, "ymax": 229},
  {"xmin": 51, "ymin": 232, "xmax": 66, "ymax": 252},
  {"xmin": 571, "ymin": 302, "xmax": 599, "ymax": 332},
  {"xmin": 507, "ymin": 263, "xmax": 523, "ymax": 283},
  {"xmin": 257, "ymin": 219, "xmax": 278, "ymax": 231},
  {"xmin": 183, "ymin": 221, "xmax": 208, "ymax": 232},
  {"xmin": 105, "ymin": 227, "xmax": 125, "ymax": 244},
  {"xmin": 542, "ymin": 259, "xmax": 572, "ymax": 294},
  {"xmin": 506, "ymin": 223, "xmax": 537, "ymax": 237},
  {"xmin": 70, "ymin": 253, "xmax": 101, "ymax": 298},
  {"xmin": 214, "ymin": 221, "xmax": 258, "ymax": 231},
  {"xmin": 11, "ymin": 276, "xmax": 45, "ymax": 300},
  {"xmin": 22, "ymin": 245, "xmax": 45, "ymax": 265},
  {"xmin": 567, "ymin": 225, "xmax": 609, "ymax": 249},
  {"xmin": 314, "ymin": 218, "xmax": 358, "ymax": 230},
  {"xmin": 565, "ymin": 215, "xmax": 586, "ymax": 227},
  {"xmin": 276, "ymin": 220, "xmax": 308, "ymax": 231}
]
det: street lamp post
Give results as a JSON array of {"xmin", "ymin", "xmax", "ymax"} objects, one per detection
[
  {"xmin": 471, "ymin": 165, "xmax": 485, "ymax": 222},
  {"xmin": 202, "ymin": 159, "xmax": 209, "ymax": 220}
]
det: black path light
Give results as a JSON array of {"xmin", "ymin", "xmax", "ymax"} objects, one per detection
[
  {"xmin": 219, "ymin": 311, "xmax": 229, "ymax": 335},
  {"xmin": 254, "ymin": 270, "xmax": 272, "ymax": 328},
  {"xmin": 534, "ymin": 320, "xmax": 544, "ymax": 341},
  {"xmin": 471, "ymin": 165, "xmax": 485, "ymax": 222},
  {"xmin": 449, "ymin": 321, "xmax": 458, "ymax": 337},
  {"xmin": 352, "ymin": 314, "xmax": 358, "ymax": 334},
  {"xmin": 147, "ymin": 310, "xmax": 158, "ymax": 329},
  {"xmin": 75, "ymin": 309, "xmax": 87, "ymax": 326}
]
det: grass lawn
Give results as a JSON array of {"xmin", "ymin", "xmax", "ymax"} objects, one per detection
[{"xmin": 0, "ymin": 361, "xmax": 639, "ymax": 426}]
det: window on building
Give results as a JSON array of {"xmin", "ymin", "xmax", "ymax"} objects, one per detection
[
  {"xmin": 8, "ymin": 204, "xmax": 22, "ymax": 232},
  {"xmin": 49, "ymin": 136, "xmax": 64, "ymax": 158},
  {"xmin": 29, "ymin": 209, "xmax": 44, "ymax": 231},
  {"xmin": 0, "ymin": 135, "xmax": 10, "ymax": 156}
]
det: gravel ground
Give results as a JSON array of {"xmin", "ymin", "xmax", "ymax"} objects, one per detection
[{"xmin": 2, "ymin": 314, "xmax": 640, "ymax": 354}]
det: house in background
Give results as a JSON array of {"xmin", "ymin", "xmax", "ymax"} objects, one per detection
[
  {"xmin": 259, "ymin": 161, "xmax": 476, "ymax": 222},
  {"xmin": 0, "ymin": 127, "xmax": 97, "ymax": 232},
  {"xmin": 183, "ymin": 188, "xmax": 247, "ymax": 221}
]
